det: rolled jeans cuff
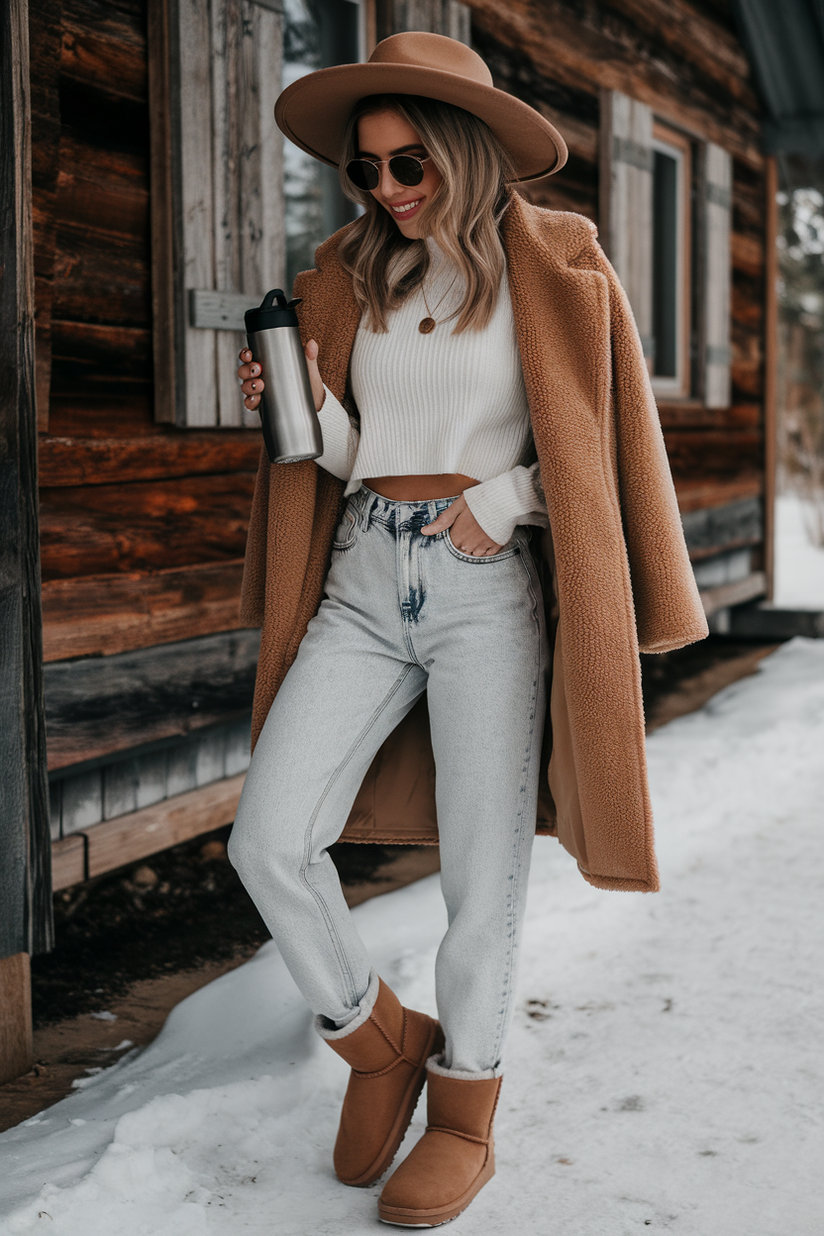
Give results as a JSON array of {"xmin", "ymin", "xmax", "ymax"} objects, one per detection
[{"xmin": 314, "ymin": 969, "xmax": 380, "ymax": 1040}]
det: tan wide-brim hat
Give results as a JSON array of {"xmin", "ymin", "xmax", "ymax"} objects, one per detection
[{"xmin": 275, "ymin": 32, "xmax": 568, "ymax": 184}]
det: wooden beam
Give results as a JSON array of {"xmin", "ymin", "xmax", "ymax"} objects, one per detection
[
  {"xmin": 60, "ymin": 0, "xmax": 148, "ymax": 102},
  {"xmin": 39, "ymin": 432, "xmax": 261, "ymax": 487},
  {"xmin": 0, "ymin": 0, "xmax": 53, "ymax": 973},
  {"xmin": 41, "ymin": 560, "xmax": 247, "ymax": 661},
  {"xmin": 763, "ymin": 156, "xmax": 778, "ymax": 600},
  {"xmin": 681, "ymin": 496, "xmax": 763, "ymax": 560},
  {"xmin": 39, "ymin": 471, "xmax": 255, "ymax": 580},
  {"xmin": 674, "ymin": 474, "xmax": 762, "ymax": 514},
  {"xmin": 45, "ymin": 629, "xmax": 259, "ymax": 771},
  {"xmin": 0, "ymin": 954, "xmax": 33, "ymax": 1084},
  {"xmin": 699, "ymin": 571, "xmax": 767, "ymax": 616},
  {"xmin": 664, "ymin": 428, "xmax": 763, "ymax": 476},
  {"xmin": 51, "ymin": 774, "xmax": 246, "ymax": 889},
  {"xmin": 658, "ymin": 402, "xmax": 761, "ymax": 430}
]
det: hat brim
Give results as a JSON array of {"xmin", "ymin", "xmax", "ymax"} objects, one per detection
[{"xmin": 275, "ymin": 63, "xmax": 568, "ymax": 184}]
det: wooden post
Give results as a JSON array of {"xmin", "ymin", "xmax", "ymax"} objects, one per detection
[
  {"xmin": 763, "ymin": 156, "xmax": 779, "ymax": 601},
  {"xmin": 0, "ymin": 0, "xmax": 53, "ymax": 1083},
  {"xmin": 0, "ymin": 955, "xmax": 34, "ymax": 1085}
]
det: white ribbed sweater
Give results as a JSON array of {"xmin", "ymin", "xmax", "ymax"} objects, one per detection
[{"xmin": 315, "ymin": 243, "xmax": 548, "ymax": 546}]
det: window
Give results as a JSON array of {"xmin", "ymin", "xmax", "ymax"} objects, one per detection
[
  {"xmin": 651, "ymin": 123, "xmax": 691, "ymax": 396},
  {"xmin": 601, "ymin": 90, "xmax": 731, "ymax": 408}
]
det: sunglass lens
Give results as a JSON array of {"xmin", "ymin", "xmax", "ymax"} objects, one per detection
[
  {"xmin": 345, "ymin": 159, "xmax": 378, "ymax": 191},
  {"xmin": 389, "ymin": 156, "xmax": 425, "ymax": 186}
]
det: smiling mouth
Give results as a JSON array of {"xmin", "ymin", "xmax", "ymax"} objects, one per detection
[{"xmin": 391, "ymin": 199, "xmax": 422, "ymax": 214}]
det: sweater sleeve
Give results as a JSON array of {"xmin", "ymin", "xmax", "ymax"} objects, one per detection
[
  {"xmin": 463, "ymin": 461, "xmax": 549, "ymax": 547},
  {"xmin": 315, "ymin": 384, "xmax": 360, "ymax": 481}
]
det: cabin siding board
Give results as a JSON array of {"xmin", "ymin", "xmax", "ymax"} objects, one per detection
[{"xmin": 44, "ymin": 629, "xmax": 260, "ymax": 771}]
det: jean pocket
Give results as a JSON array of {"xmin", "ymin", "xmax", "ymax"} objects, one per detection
[
  {"xmin": 444, "ymin": 527, "xmax": 520, "ymax": 563},
  {"xmin": 332, "ymin": 502, "xmax": 359, "ymax": 551}
]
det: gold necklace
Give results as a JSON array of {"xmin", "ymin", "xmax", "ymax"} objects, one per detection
[{"xmin": 418, "ymin": 272, "xmax": 458, "ymax": 335}]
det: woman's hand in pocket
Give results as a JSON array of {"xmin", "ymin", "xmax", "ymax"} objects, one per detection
[{"xmin": 421, "ymin": 494, "xmax": 504, "ymax": 556}]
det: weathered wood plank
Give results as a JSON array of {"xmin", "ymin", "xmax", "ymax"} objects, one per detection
[
  {"xmin": 194, "ymin": 727, "xmax": 227, "ymax": 786},
  {"xmin": 47, "ymin": 392, "xmax": 156, "ymax": 438},
  {"xmin": 0, "ymin": 0, "xmax": 53, "ymax": 964},
  {"xmin": 657, "ymin": 402, "xmax": 761, "ymax": 430},
  {"xmin": 41, "ymin": 560, "xmax": 247, "ymax": 661},
  {"xmin": 179, "ymin": 0, "xmax": 218, "ymax": 426},
  {"xmin": 700, "ymin": 143, "xmax": 732, "ymax": 408},
  {"xmin": 39, "ymin": 432, "xmax": 260, "ymax": 486},
  {"xmin": 469, "ymin": 0, "xmax": 764, "ymax": 168},
  {"xmin": 604, "ymin": 0, "xmax": 751, "ymax": 100},
  {"xmin": 699, "ymin": 571, "xmax": 767, "ymax": 616},
  {"xmin": 730, "ymin": 354, "xmax": 762, "ymax": 399},
  {"xmin": 52, "ymin": 222, "xmax": 151, "ymax": 325},
  {"xmin": 85, "ymin": 773, "xmax": 246, "ymax": 881},
  {"xmin": 152, "ymin": 0, "xmax": 285, "ymax": 426},
  {"xmin": 55, "ymin": 136, "xmax": 149, "ymax": 239},
  {"xmin": 61, "ymin": 0, "xmax": 147, "ymax": 100},
  {"xmin": 224, "ymin": 714, "xmax": 251, "ymax": 776},
  {"xmin": 39, "ymin": 473, "xmax": 255, "ymax": 579},
  {"xmin": 673, "ymin": 474, "xmax": 762, "ymax": 514},
  {"xmin": 664, "ymin": 429, "xmax": 763, "ymax": 476},
  {"xmin": 681, "ymin": 496, "xmax": 762, "ymax": 559},
  {"xmin": 147, "ymin": 0, "xmax": 175, "ymax": 425},
  {"xmin": 61, "ymin": 768, "xmax": 103, "ymax": 833},
  {"xmin": 51, "ymin": 834, "xmax": 86, "ymax": 889},
  {"xmin": 599, "ymin": 88, "xmax": 653, "ymax": 355},
  {"xmin": 240, "ymin": 0, "xmax": 285, "ymax": 296},
  {"xmin": 28, "ymin": 0, "xmax": 63, "ymax": 433},
  {"xmin": 45, "ymin": 630, "xmax": 260, "ymax": 770},
  {"xmin": 50, "ymin": 320, "xmax": 151, "ymax": 375},
  {"xmin": 0, "ymin": 954, "xmax": 33, "ymax": 1084},
  {"xmin": 50, "ymin": 773, "xmax": 246, "ymax": 889},
  {"xmin": 731, "ymin": 230, "xmax": 763, "ymax": 277}
]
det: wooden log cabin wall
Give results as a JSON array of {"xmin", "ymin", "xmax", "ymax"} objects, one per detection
[{"xmin": 26, "ymin": 0, "xmax": 772, "ymax": 895}]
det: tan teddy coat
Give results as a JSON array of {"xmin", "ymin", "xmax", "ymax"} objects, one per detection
[{"xmin": 241, "ymin": 190, "xmax": 709, "ymax": 893}]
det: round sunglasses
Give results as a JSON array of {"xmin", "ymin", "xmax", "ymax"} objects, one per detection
[{"xmin": 345, "ymin": 154, "xmax": 430, "ymax": 192}]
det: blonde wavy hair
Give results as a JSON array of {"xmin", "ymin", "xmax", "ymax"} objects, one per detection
[{"xmin": 336, "ymin": 95, "xmax": 515, "ymax": 333}]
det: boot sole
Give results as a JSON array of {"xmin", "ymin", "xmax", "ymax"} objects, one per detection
[
  {"xmin": 377, "ymin": 1148, "xmax": 495, "ymax": 1227},
  {"xmin": 339, "ymin": 1018, "xmax": 444, "ymax": 1188}
]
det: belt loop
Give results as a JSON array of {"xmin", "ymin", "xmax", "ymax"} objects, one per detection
[{"xmin": 359, "ymin": 486, "xmax": 375, "ymax": 531}]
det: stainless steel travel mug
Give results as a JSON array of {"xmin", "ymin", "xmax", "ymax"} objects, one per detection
[{"xmin": 244, "ymin": 289, "xmax": 323, "ymax": 464}]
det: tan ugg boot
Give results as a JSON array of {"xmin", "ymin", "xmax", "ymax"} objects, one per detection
[
  {"xmin": 320, "ymin": 978, "xmax": 443, "ymax": 1187},
  {"xmin": 377, "ymin": 1060, "xmax": 502, "ymax": 1226}
]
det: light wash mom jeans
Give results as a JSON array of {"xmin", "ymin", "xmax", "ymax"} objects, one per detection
[{"xmin": 229, "ymin": 485, "xmax": 548, "ymax": 1075}]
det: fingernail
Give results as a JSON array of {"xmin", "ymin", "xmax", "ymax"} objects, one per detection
[{"xmin": 251, "ymin": 366, "xmax": 259, "ymax": 375}]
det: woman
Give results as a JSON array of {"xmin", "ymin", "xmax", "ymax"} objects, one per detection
[{"xmin": 230, "ymin": 32, "xmax": 707, "ymax": 1228}]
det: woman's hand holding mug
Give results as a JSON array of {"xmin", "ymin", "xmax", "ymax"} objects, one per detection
[{"xmin": 238, "ymin": 340, "xmax": 325, "ymax": 413}]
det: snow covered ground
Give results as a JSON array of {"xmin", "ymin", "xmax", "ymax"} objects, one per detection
[
  {"xmin": 2, "ymin": 638, "xmax": 824, "ymax": 1235},
  {"xmin": 773, "ymin": 492, "xmax": 824, "ymax": 609}
]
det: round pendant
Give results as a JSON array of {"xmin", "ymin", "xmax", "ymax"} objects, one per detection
[{"xmin": 418, "ymin": 316, "xmax": 436, "ymax": 335}]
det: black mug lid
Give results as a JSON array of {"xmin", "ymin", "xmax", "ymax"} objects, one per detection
[{"xmin": 245, "ymin": 289, "xmax": 303, "ymax": 333}]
